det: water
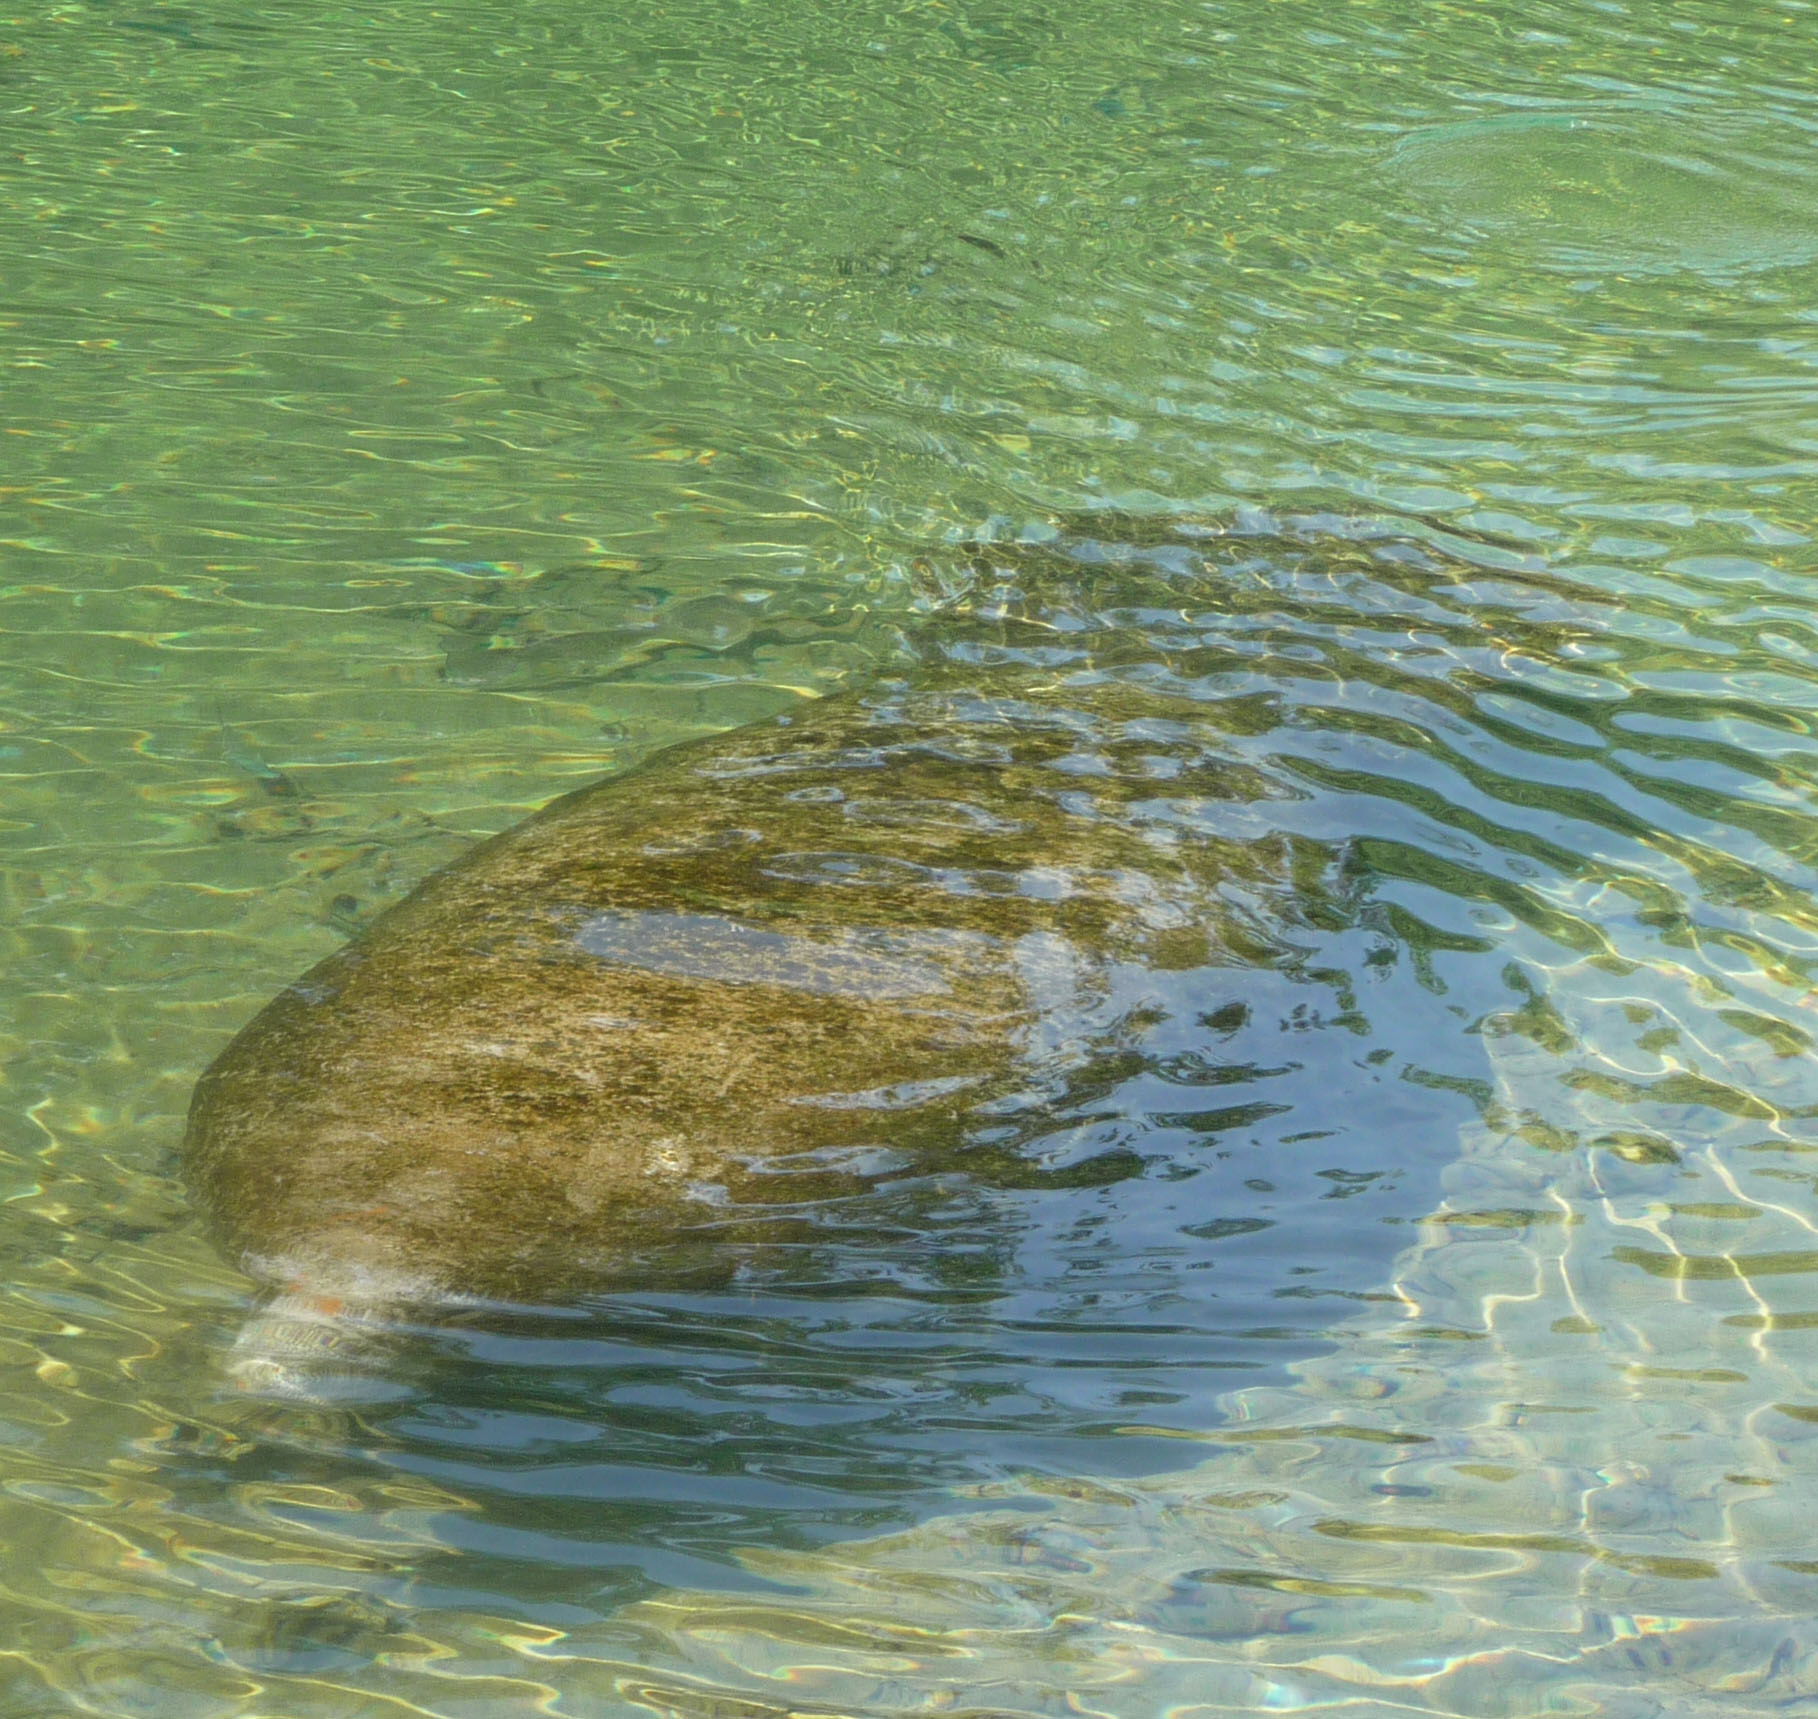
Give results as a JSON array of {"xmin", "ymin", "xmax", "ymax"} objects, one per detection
[{"xmin": 3, "ymin": 0, "xmax": 1818, "ymax": 1710}]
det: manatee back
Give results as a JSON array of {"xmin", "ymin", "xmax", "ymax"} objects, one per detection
[{"xmin": 185, "ymin": 676, "xmax": 1264, "ymax": 1310}]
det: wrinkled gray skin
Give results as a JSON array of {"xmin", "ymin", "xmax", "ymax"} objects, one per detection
[{"xmin": 187, "ymin": 667, "xmax": 1295, "ymax": 1390}]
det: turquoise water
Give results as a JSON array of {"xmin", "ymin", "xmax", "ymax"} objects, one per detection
[{"xmin": 4, "ymin": 0, "xmax": 1818, "ymax": 1710}]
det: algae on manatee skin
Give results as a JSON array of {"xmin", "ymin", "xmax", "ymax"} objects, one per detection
[{"xmin": 184, "ymin": 656, "xmax": 1314, "ymax": 1317}]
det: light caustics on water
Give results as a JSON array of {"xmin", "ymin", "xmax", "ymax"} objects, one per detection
[{"xmin": 2, "ymin": 0, "xmax": 1818, "ymax": 1713}]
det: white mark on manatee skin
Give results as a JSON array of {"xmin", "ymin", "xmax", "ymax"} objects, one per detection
[{"xmin": 573, "ymin": 908, "xmax": 958, "ymax": 999}]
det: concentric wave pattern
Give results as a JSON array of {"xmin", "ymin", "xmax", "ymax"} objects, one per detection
[{"xmin": 537, "ymin": 512, "xmax": 1818, "ymax": 1717}]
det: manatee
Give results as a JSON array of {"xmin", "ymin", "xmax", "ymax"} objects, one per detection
[{"xmin": 186, "ymin": 665, "xmax": 1300, "ymax": 1391}]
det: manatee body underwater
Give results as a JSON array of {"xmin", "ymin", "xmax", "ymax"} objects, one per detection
[
  {"xmin": 187, "ymin": 652, "xmax": 1346, "ymax": 1393},
  {"xmin": 185, "ymin": 513, "xmax": 1542, "ymax": 1400}
]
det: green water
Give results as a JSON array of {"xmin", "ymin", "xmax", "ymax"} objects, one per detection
[{"xmin": 4, "ymin": 0, "xmax": 1818, "ymax": 1710}]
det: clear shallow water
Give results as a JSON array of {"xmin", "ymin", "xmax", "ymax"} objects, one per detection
[{"xmin": 3, "ymin": 0, "xmax": 1818, "ymax": 1711}]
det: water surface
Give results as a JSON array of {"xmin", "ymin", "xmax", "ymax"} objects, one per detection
[{"xmin": 3, "ymin": 0, "xmax": 1818, "ymax": 1711}]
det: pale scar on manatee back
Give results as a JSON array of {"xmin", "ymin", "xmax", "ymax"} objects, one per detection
[{"xmin": 185, "ymin": 669, "xmax": 1293, "ymax": 1384}]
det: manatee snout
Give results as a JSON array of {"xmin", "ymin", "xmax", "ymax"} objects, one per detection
[{"xmin": 224, "ymin": 1288, "xmax": 419, "ymax": 1402}]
